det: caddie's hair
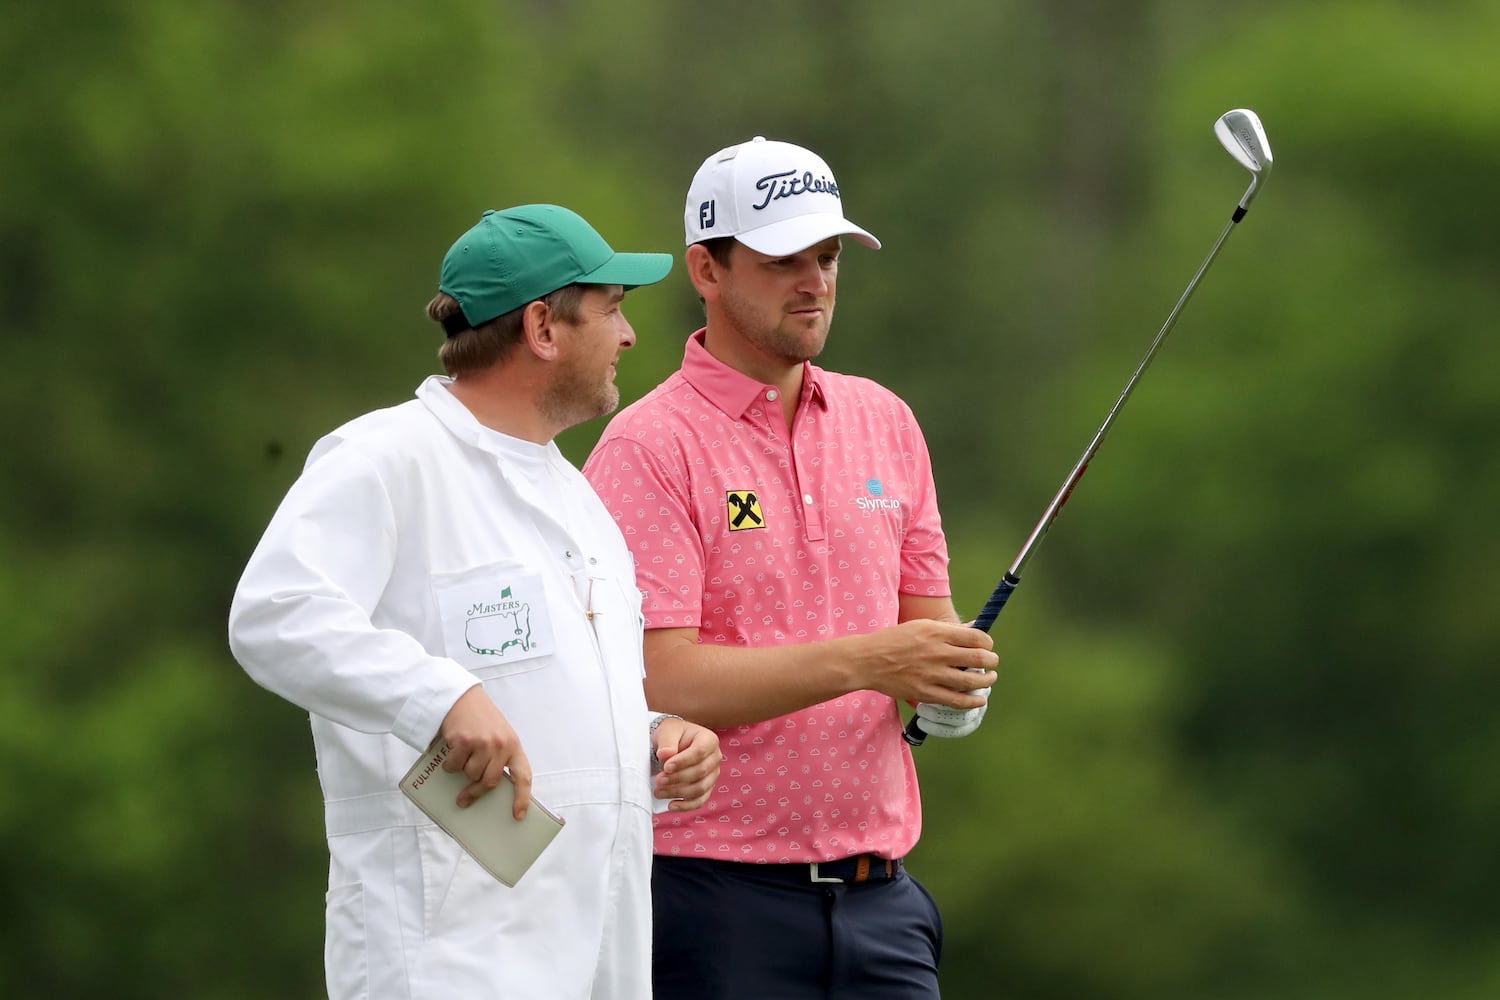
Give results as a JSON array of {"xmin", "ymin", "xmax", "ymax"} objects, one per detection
[{"xmin": 427, "ymin": 285, "xmax": 587, "ymax": 377}]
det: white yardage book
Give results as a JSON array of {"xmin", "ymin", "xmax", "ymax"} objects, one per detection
[{"xmin": 399, "ymin": 741, "xmax": 566, "ymax": 887}]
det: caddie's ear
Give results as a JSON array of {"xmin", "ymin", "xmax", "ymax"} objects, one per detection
[
  {"xmin": 685, "ymin": 243, "xmax": 726, "ymax": 304},
  {"xmin": 520, "ymin": 299, "xmax": 561, "ymax": 361}
]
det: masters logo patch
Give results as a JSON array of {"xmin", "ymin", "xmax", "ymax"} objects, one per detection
[
  {"xmin": 726, "ymin": 489, "xmax": 765, "ymax": 530},
  {"xmin": 463, "ymin": 585, "xmax": 533, "ymax": 657}
]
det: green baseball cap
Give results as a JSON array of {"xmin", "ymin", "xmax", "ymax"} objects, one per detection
[{"xmin": 438, "ymin": 204, "xmax": 673, "ymax": 330}]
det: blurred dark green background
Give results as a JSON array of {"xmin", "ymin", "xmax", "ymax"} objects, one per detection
[{"xmin": 4, "ymin": 1, "xmax": 1496, "ymax": 997}]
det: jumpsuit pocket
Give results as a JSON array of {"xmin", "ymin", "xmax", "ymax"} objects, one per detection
[
  {"xmin": 325, "ymin": 881, "xmax": 369, "ymax": 999},
  {"xmin": 430, "ymin": 562, "xmax": 558, "ymax": 678},
  {"xmin": 416, "ymin": 824, "xmax": 467, "ymax": 934}
]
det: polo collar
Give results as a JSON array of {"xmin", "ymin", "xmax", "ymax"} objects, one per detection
[{"xmin": 679, "ymin": 328, "xmax": 828, "ymax": 420}]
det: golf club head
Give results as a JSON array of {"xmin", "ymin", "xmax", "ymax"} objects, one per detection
[{"xmin": 1214, "ymin": 108, "xmax": 1273, "ymax": 209}]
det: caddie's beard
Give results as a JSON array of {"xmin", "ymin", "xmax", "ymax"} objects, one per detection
[
  {"xmin": 720, "ymin": 282, "xmax": 834, "ymax": 365},
  {"xmin": 540, "ymin": 358, "xmax": 620, "ymax": 429}
]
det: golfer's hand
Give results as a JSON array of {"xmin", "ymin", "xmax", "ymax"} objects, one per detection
[
  {"xmin": 860, "ymin": 619, "xmax": 998, "ymax": 708},
  {"xmin": 438, "ymin": 685, "xmax": 532, "ymax": 818},
  {"xmin": 651, "ymin": 717, "xmax": 721, "ymax": 812}
]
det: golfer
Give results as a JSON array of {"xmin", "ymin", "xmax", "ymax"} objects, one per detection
[
  {"xmin": 584, "ymin": 139, "xmax": 998, "ymax": 998},
  {"xmin": 230, "ymin": 204, "xmax": 720, "ymax": 999}
]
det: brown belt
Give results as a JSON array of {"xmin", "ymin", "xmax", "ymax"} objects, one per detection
[{"xmin": 686, "ymin": 853, "xmax": 904, "ymax": 884}]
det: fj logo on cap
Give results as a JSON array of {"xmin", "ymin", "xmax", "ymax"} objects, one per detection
[
  {"xmin": 699, "ymin": 200, "xmax": 716, "ymax": 230},
  {"xmin": 726, "ymin": 490, "xmax": 765, "ymax": 530}
]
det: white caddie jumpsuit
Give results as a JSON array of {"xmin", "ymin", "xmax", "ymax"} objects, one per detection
[{"xmin": 229, "ymin": 376, "xmax": 657, "ymax": 999}]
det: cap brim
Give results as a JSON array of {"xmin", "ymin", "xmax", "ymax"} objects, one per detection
[
  {"xmin": 734, "ymin": 213, "xmax": 881, "ymax": 256},
  {"xmin": 579, "ymin": 251, "xmax": 674, "ymax": 290}
]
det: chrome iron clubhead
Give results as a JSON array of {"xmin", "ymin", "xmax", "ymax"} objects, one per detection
[{"xmin": 1215, "ymin": 108, "xmax": 1273, "ymax": 210}]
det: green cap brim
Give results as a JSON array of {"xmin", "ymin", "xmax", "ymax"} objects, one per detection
[{"xmin": 578, "ymin": 251, "xmax": 674, "ymax": 290}]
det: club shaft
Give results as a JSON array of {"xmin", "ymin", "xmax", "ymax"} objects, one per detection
[
  {"xmin": 907, "ymin": 174, "xmax": 1263, "ymax": 748},
  {"xmin": 1003, "ymin": 196, "xmax": 1250, "ymax": 588}
]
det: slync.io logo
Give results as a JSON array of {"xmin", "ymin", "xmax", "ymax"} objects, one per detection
[{"xmin": 857, "ymin": 478, "xmax": 901, "ymax": 511}]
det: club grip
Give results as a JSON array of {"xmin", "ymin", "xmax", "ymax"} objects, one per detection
[
  {"xmin": 972, "ymin": 574, "xmax": 1019, "ymax": 634},
  {"xmin": 903, "ymin": 574, "xmax": 1020, "ymax": 747}
]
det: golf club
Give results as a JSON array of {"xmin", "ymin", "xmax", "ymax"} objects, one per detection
[{"xmin": 906, "ymin": 108, "xmax": 1273, "ymax": 747}]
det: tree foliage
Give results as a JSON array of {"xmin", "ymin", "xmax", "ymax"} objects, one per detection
[{"xmin": 3, "ymin": 1, "xmax": 1495, "ymax": 996}]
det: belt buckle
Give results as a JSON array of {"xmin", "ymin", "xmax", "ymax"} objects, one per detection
[{"xmin": 808, "ymin": 861, "xmax": 844, "ymax": 884}]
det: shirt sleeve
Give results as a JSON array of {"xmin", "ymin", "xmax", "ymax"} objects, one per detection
[
  {"xmin": 895, "ymin": 403, "xmax": 952, "ymax": 597},
  {"xmin": 228, "ymin": 437, "xmax": 478, "ymax": 749},
  {"xmin": 583, "ymin": 434, "xmax": 706, "ymax": 631}
]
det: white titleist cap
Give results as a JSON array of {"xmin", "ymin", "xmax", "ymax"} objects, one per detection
[{"xmin": 683, "ymin": 136, "xmax": 881, "ymax": 255}]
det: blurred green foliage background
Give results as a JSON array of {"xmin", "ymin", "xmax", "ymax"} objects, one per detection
[{"xmin": 3, "ymin": 1, "xmax": 1496, "ymax": 996}]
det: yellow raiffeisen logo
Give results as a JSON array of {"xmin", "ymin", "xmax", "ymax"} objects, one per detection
[{"xmin": 726, "ymin": 490, "xmax": 765, "ymax": 530}]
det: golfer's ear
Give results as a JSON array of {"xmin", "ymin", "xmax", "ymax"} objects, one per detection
[
  {"xmin": 520, "ymin": 299, "xmax": 560, "ymax": 361},
  {"xmin": 685, "ymin": 244, "xmax": 722, "ymax": 304}
]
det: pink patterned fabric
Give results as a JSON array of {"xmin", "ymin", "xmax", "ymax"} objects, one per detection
[{"xmin": 584, "ymin": 330, "xmax": 951, "ymax": 863}]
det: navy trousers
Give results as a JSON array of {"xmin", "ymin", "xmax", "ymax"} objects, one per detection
[{"xmin": 651, "ymin": 855, "xmax": 944, "ymax": 999}]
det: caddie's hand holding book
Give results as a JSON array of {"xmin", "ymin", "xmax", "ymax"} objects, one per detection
[{"xmin": 399, "ymin": 740, "xmax": 565, "ymax": 887}]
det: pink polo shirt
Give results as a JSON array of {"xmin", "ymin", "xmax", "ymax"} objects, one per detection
[{"xmin": 583, "ymin": 329, "xmax": 951, "ymax": 863}]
